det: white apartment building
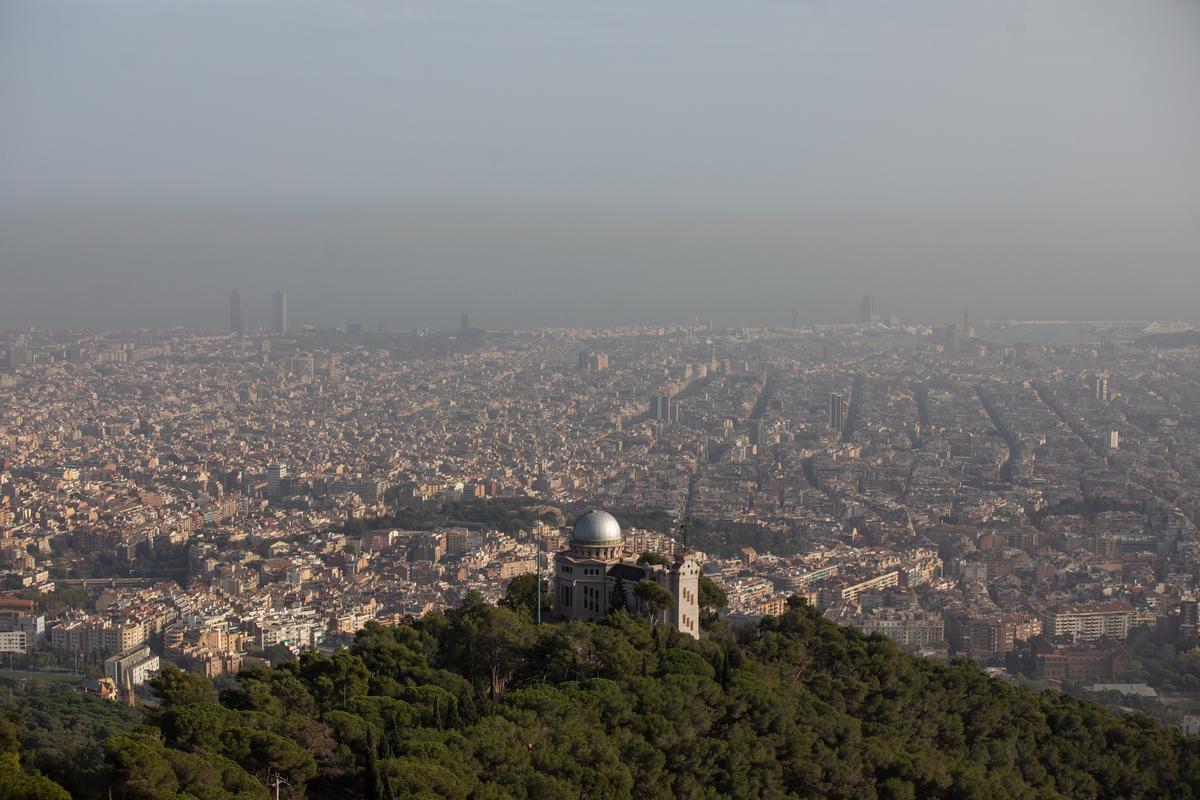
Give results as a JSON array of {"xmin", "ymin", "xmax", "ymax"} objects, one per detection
[{"xmin": 1041, "ymin": 603, "xmax": 1135, "ymax": 642}]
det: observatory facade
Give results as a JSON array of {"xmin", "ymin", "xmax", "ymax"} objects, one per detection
[{"xmin": 552, "ymin": 510, "xmax": 701, "ymax": 639}]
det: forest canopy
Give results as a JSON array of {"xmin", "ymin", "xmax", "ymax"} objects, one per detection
[{"xmin": 5, "ymin": 596, "xmax": 1200, "ymax": 799}]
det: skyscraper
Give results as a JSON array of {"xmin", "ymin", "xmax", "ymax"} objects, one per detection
[
  {"xmin": 1094, "ymin": 376, "xmax": 1109, "ymax": 402},
  {"xmin": 946, "ymin": 324, "xmax": 959, "ymax": 353},
  {"xmin": 829, "ymin": 393, "xmax": 846, "ymax": 433},
  {"xmin": 272, "ymin": 291, "xmax": 288, "ymax": 334},
  {"xmin": 750, "ymin": 419, "xmax": 766, "ymax": 446},
  {"xmin": 229, "ymin": 290, "xmax": 243, "ymax": 333},
  {"xmin": 578, "ymin": 351, "xmax": 608, "ymax": 372},
  {"xmin": 5, "ymin": 346, "xmax": 31, "ymax": 371},
  {"xmin": 461, "ymin": 313, "xmax": 470, "ymax": 334},
  {"xmin": 267, "ymin": 463, "xmax": 288, "ymax": 498},
  {"xmin": 859, "ymin": 294, "xmax": 873, "ymax": 323},
  {"xmin": 650, "ymin": 395, "xmax": 672, "ymax": 421}
]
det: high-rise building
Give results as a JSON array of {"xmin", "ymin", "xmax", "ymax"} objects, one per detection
[
  {"xmin": 578, "ymin": 351, "xmax": 609, "ymax": 372},
  {"xmin": 1180, "ymin": 601, "xmax": 1198, "ymax": 636},
  {"xmin": 829, "ymin": 393, "xmax": 846, "ymax": 433},
  {"xmin": 290, "ymin": 353, "xmax": 315, "ymax": 383},
  {"xmin": 272, "ymin": 291, "xmax": 288, "ymax": 334},
  {"xmin": 460, "ymin": 313, "xmax": 470, "ymax": 334},
  {"xmin": 4, "ymin": 346, "xmax": 31, "ymax": 371},
  {"xmin": 859, "ymin": 294, "xmax": 873, "ymax": 323},
  {"xmin": 267, "ymin": 463, "xmax": 288, "ymax": 498},
  {"xmin": 1093, "ymin": 376, "xmax": 1109, "ymax": 402},
  {"xmin": 792, "ymin": 308, "xmax": 800, "ymax": 329},
  {"xmin": 750, "ymin": 419, "xmax": 766, "ymax": 446},
  {"xmin": 650, "ymin": 395, "xmax": 672, "ymax": 421},
  {"xmin": 1106, "ymin": 430, "xmax": 1119, "ymax": 451},
  {"xmin": 229, "ymin": 290, "xmax": 243, "ymax": 333}
]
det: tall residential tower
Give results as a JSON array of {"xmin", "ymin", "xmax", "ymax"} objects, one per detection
[
  {"xmin": 859, "ymin": 294, "xmax": 874, "ymax": 323},
  {"xmin": 229, "ymin": 290, "xmax": 243, "ymax": 333},
  {"xmin": 272, "ymin": 291, "xmax": 288, "ymax": 334},
  {"xmin": 829, "ymin": 392, "xmax": 846, "ymax": 433}
]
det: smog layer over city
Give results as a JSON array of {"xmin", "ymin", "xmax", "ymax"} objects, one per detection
[{"xmin": 2, "ymin": 2, "xmax": 1200, "ymax": 799}]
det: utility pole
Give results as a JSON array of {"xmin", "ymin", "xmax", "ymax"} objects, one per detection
[{"xmin": 267, "ymin": 769, "xmax": 289, "ymax": 800}]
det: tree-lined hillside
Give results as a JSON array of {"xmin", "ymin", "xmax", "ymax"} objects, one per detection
[{"xmin": 8, "ymin": 597, "xmax": 1200, "ymax": 799}]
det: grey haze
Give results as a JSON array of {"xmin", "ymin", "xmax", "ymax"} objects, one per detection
[{"xmin": 1, "ymin": 0, "xmax": 1198, "ymax": 330}]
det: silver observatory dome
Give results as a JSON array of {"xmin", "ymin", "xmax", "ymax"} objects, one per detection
[{"xmin": 570, "ymin": 509, "xmax": 623, "ymax": 545}]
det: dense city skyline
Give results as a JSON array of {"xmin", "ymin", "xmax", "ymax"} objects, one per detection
[
  {"xmin": 3, "ymin": 1, "xmax": 1200, "ymax": 795},
  {"xmin": 2, "ymin": 203, "xmax": 1198, "ymax": 331},
  {"xmin": 5, "ymin": 319, "xmax": 1200, "ymax": 705}
]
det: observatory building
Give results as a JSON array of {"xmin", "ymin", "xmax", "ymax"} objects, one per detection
[{"xmin": 552, "ymin": 510, "xmax": 701, "ymax": 639}]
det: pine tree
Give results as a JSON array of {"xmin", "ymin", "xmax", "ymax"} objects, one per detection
[{"xmin": 609, "ymin": 576, "xmax": 628, "ymax": 614}]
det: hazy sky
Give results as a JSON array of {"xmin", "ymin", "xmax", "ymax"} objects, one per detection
[{"xmin": 2, "ymin": 0, "xmax": 1198, "ymax": 330}]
